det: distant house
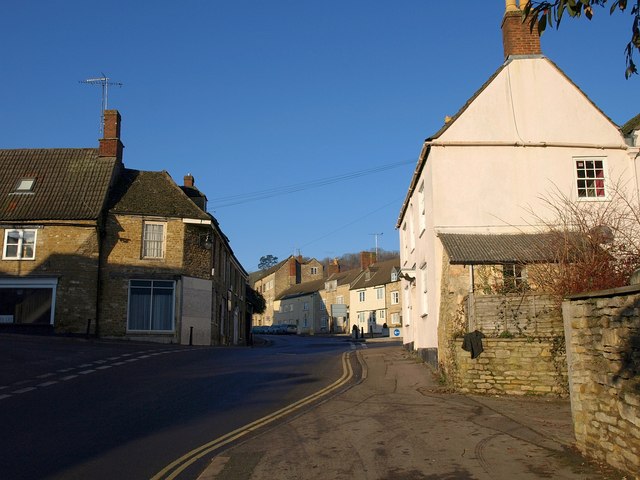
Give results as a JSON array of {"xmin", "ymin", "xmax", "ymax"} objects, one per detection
[
  {"xmin": 273, "ymin": 278, "xmax": 326, "ymax": 334},
  {"xmin": 349, "ymin": 257, "xmax": 401, "ymax": 335},
  {"xmin": 250, "ymin": 255, "xmax": 323, "ymax": 326},
  {"xmin": 396, "ymin": 1, "xmax": 640, "ymax": 368},
  {"xmin": 321, "ymin": 261, "xmax": 361, "ymax": 333},
  {"xmin": 0, "ymin": 110, "xmax": 248, "ymax": 345}
]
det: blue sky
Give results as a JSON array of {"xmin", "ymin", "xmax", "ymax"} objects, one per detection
[{"xmin": 2, "ymin": 1, "xmax": 637, "ymax": 272}]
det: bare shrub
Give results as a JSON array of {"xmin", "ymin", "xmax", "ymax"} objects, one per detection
[{"xmin": 527, "ymin": 180, "xmax": 640, "ymax": 301}]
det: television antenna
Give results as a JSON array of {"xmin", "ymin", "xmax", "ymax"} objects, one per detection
[
  {"xmin": 369, "ymin": 232, "xmax": 383, "ymax": 258},
  {"xmin": 80, "ymin": 73, "xmax": 123, "ymax": 134}
]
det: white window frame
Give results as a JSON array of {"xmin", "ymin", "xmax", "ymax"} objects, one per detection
[
  {"xmin": 418, "ymin": 182, "xmax": 426, "ymax": 234},
  {"xmin": 142, "ymin": 221, "xmax": 166, "ymax": 259},
  {"xmin": 336, "ymin": 295, "xmax": 344, "ymax": 304},
  {"xmin": 376, "ymin": 287, "xmax": 384, "ymax": 300},
  {"xmin": 391, "ymin": 291, "xmax": 399, "ymax": 305},
  {"xmin": 420, "ymin": 266, "xmax": 428, "ymax": 317},
  {"xmin": 358, "ymin": 290, "xmax": 365, "ymax": 302},
  {"xmin": 575, "ymin": 157, "xmax": 608, "ymax": 200},
  {"xmin": 127, "ymin": 279, "xmax": 175, "ymax": 332},
  {"xmin": 3, "ymin": 229, "xmax": 37, "ymax": 260},
  {"xmin": 310, "ymin": 267, "xmax": 318, "ymax": 275}
]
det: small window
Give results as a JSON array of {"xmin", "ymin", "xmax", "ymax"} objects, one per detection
[
  {"xmin": 576, "ymin": 158, "xmax": 606, "ymax": 198},
  {"xmin": 310, "ymin": 267, "xmax": 318, "ymax": 275},
  {"xmin": 376, "ymin": 287, "xmax": 384, "ymax": 300},
  {"xmin": 3, "ymin": 229, "xmax": 37, "ymax": 260},
  {"xmin": 391, "ymin": 291, "xmax": 399, "ymax": 305},
  {"xmin": 15, "ymin": 178, "xmax": 35, "ymax": 193},
  {"xmin": 336, "ymin": 295, "xmax": 344, "ymax": 304},
  {"xmin": 391, "ymin": 271, "xmax": 398, "ymax": 282},
  {"xmin": 359, "ymin": 291, "xmax": 365, "ymax": 302},
  {"xmin": 142, "ymin": 222, "xmax": 165, "ymax": 259},
  {"xmin": 503, "ymin": 264, "xmax": 526, "ymax": 291}
]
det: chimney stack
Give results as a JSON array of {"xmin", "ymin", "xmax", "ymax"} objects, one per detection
[
  {"xmin": 502, "ymin": 0, "xmax": 540, "ymax": 59},
  {"xmin": 328, "ymin": 258, "xmax": 341, "ymax": 276},
  {"xmin": 99, "ymin": 110, "xmax": 124, "ymax": 160},
  {"xmin": 184, "ymin": 173, "xmax": 194, "ymax": 188},
  {"xmin": 360, "ymin": 251, "xmax": 377, "ymax": 271}
]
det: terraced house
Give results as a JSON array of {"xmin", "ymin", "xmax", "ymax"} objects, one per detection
[{"xmin": 0, "ymin": 110, "xmax": 248, "ymax": 345}]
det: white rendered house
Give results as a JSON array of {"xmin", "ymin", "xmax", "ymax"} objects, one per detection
[{"xmin": 396, "ymin": 0, "xmax": 640, "ymax": 366}]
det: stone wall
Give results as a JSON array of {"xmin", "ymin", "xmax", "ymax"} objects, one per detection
[
  {"xmin": 562, "ymin": 286, "xmax": 640, "ymax": 477},
  {"xmin": 453, "ymin": 337, "xmax": 568, "ymax": 396},
  {"xmin": 0, "ymin": 223, "xmax": 100, "ymax": 334}
]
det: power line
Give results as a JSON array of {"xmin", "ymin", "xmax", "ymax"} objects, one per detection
[{"xmin": 209, "ymin": 159, "xmax": 414, "ymax": 209}]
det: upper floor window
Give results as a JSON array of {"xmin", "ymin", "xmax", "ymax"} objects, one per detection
[
  {"xmin": 303, "ymin": 302, "xmax": 309, "ymax": 311},
  {"xmin": 391, "ymin": 271, "xmax": 398, "ymax": 282},
  {"xmin": 310, "ymin": 267, "xmax": 318, "ymax": 275},
  {"xmin": 376, "ymin": 287, "xmax": 384, "ymax": 300},
  {"xmin": 575, "ymin": 158, "xmax": 606, "ymax": 199},
  {"xmin": 3, "ymin": 229, "xmax": 37, "ymax": 260},
  {"xmin": 358, "ymin": 291, "xmax": 365, "ymax": 302},
  {"xmin": 142, "ymin": 222, "xmax": 165, "ymax": 259},
  {"xmin": 391, "ymin": 291, "xmax": 399, "ymax": 305},
  {"xmin": 418, "ymin": 182, "xmax": 426, "ymax": 233},
  {"xmin": 336, "ymin": 295, "xmax": 344, "ymax": 304}
]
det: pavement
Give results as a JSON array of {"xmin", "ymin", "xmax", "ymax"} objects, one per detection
[{"xmin": 197, "ymin": 341, "xmax": 627, "ymax": 480}]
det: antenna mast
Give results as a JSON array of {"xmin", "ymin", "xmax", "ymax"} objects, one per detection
[
  {"xmin": 369, "ymin": 232, "xmax": 383, "ymax": 258},
  {"xmin": 80, "ymin": 73, "xmax": 123, "ymax": 134}
]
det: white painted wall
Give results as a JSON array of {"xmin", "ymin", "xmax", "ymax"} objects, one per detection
[
  {"xmin": 398, "ymin": 57, "xmax": 638, "ymax": 356},
  {"xmin": 180, "ymin": 276, "xmax": 213, "ymax": 346}
]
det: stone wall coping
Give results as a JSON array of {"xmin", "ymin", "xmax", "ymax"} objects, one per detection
[{"xmin": 564, "ymin": 284, "xmax": 640, "ymax": 301}]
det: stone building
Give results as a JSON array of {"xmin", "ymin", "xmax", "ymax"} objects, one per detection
[
  {"xmin": 250, "ymin": 255, "xmax": 323, "ymax": 326},
  {"xmin": 0, "ymin": 110, "xmax": 248, "ymax": 345}
]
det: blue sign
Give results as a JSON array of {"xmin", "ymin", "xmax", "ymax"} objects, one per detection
[{"xmin": 393, "ymin": 329, "xmax": 401, "ymax": 337}]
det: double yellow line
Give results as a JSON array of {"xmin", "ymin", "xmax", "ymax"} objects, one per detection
[{"xmin": 151, "ymin": 351, "xmax": 354, "ymax": 480}]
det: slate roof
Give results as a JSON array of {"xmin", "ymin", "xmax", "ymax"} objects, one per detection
[
  {"xmin": 439, "ymin": 233, "xmax": 560, "ymax": 265},
  {"xmin": 276, "ymin": 278, "xmax": 326, "ymax": 301},
  {"xmin": 0, "ymin": 148, "xmax": 117, "ymax": 221},
  {"xmin": 351, "ymin": 258, "xmax": 400, "ymax": 289},
  {"xmin": 248, "ymin": 256, "xmax": 292, "ymax": 284},
  {"xmin": 108, "ymin": 169, "xmax": 210, "ymax": 220}
]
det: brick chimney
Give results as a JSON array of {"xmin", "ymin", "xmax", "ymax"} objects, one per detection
[
  {"xmin": 328, "ymin": 258, "xmax": 341, "ymax": 276},
  {"xmin": 288, "ymin": 256, "xmax": 299, "ymax": 285},
  {"xmin": 99, "ymin": 110, "xmax": 124, "ymax": 160},
  {"xmin": 184, "ymin": 173, "xmax": 194, "ymax": 188},
  {"xmin": 502, "ymin": 0, "xmax": 540, "ymax": 59},
  {"xmin": 360, "ymin": 251, "xmax": 377, "ymax": 271}
]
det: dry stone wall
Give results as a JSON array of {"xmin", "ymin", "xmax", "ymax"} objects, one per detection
[
  {"xmin": 562, "ymin": 287, "xmax": 640, "ymax": 477},
  {"xmin": 453, "ymin": 337, "xmax": 568, "ymax": 396}
]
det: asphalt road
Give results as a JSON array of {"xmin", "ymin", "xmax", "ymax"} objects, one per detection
[{"xmin": 0, "ymin": 333, "xmax": 357, "ymax": 480}]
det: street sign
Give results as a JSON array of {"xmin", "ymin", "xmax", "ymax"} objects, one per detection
[{"xmin": 393, "ymin": 328, "xmax": 401, "ymax": 337}]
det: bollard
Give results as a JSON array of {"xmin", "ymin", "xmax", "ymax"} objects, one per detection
[
  {"xmin": 86, "ymin": 318, "xmax": 92, "ymax": 338},
  {"xmin": 189, "ymin": 326, "xmax": 193, "ymax": 346}
]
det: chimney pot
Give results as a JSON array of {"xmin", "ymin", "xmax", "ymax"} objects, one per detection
[{"xmin": 502, "ymin": 4, "xmax": 541, "ymax": 59}]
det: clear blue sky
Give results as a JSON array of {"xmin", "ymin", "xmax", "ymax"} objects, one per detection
[{"xmin": 1, "ymin": 1, "xmax": 637, "ymax": 272}]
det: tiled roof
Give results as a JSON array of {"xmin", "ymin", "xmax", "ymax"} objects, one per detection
[
  {"xmin": 439, "ymin": 233, "xmax": 559, "ymax": 265},
  {"xmin": 621, "ymin": 113, "xmax": 640, "ymax": 136},
  {"xmin": 108, "ymin": 169, "xmax": 210, "ymax": 220},
  {"xmin": 326, "ymin": 268, "xmax": 361, "ymax": 286},
  {"xmin": 0, "ymin": 148, "xmax": 117, "ymax": 221},
  {"xmin": 249, "ymin": 256, "xmax": 292, "ymax": 283},
  {"xmin": 351, "ymin": 258, "xmax": 400, "ymax": 289}
]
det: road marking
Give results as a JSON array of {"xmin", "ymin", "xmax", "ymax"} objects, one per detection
[
  {"xmin": 12, "ymin": 387, "xmax": 36, "ymax": 394},
  {"xmin": 37, "ymin": 381, "xmax": 59, "ymax": 387},
  {"xmin": 61, "ymin": 375, "xmax": 78, "ymax": 381},
  {"xmin": 37, "ymin": 373, "xmax": 55, "ymax": 379},
  {"xmin": 78, "ymin": 364, "xmax": 93, "ymax": 368},
  {"xmin": 79, "ymin": 369, "xmax": 95, "ymax": 375},
  {"xmin": 0, "ymin": 394, "xmax": 12, "ymax": 401},
  {"xmin": 151, "ymin": 351, "xmax": 354, "ymax": 480},
  {"xmin": 96, "ymin": 365, "xmax": 112, "ymax": 370},
  {"xmin": 57, "ymin": 368, "xmax": 74, "ymax": 373}
]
